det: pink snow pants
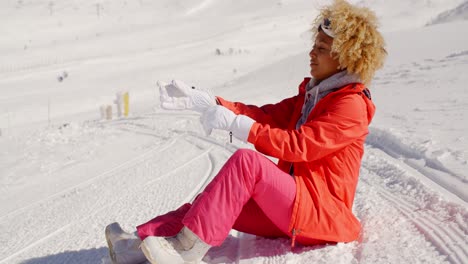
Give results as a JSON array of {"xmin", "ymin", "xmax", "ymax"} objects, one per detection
[{"xmin": 137, "ymin": 149, "xmax": 296, "ymax": 246}]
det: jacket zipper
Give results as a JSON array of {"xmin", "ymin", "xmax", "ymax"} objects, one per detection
[{"xmin": 291, "ymin": 228, "xmax": 300, "ymax": 248}]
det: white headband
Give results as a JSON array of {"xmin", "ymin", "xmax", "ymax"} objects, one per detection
[{"xmin": 320, "ymin": 18, "xmax": 335, "ymax": 38}]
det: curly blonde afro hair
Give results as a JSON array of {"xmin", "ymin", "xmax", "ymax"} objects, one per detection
[{"xmin": 313, "ymin": 0, "xmax": 387, "ymax": 84}]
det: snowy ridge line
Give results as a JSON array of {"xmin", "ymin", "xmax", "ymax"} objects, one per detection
[
  {"xmin": 367, "ymin": 127, "xmax": 458, "ymax": 176},
  {"xmin": 363, "ymin": 146, "xmax": 468, "ymax": 223},
  {"xmin": 0, "ymin": 136, "xmax": 213, "ymax": 263},
  {"xmin": 0, "ymin": 134, "xmax": 180, "ymax": 220},
  {"xmin": 186, "ymin": 0, "xmax": 214, "ymax": 15},
  {"xmin": 447, "ymin": 50, "xmax": 468, "ymax": 58},
  {"xmin": 366, "ymin": 126, "xmax": 467, "ymax": 202},
  {"xmin": 362, "ymin": 149, "xmax": 468, "ymax": 264}
]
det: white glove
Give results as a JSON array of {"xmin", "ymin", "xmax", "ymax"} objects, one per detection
[
  {"xmin": 158, "ymin": 80, "xmax": 216, "ymax": 113},
  {"xmin": 200, "ymin": 105, "xmax": 255, "ymax": 142}
]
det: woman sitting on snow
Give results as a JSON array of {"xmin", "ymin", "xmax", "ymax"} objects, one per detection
[{"xmin": 104, "ymin": 0, "xmax": 387, "ymax": 263}]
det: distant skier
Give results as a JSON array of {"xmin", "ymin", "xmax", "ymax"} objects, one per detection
[{"xmin": 104, "ymin": 0, "xmax": 387, "ymax": 263}]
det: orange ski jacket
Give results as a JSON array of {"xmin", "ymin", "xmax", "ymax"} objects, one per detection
[{"xmin": 217, "ymin": 78, "xmax": 375, "ymax": 246}]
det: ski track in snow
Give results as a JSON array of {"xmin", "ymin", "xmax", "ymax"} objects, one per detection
[
  {"xmin": 367, "ymin": 127, "xmax": 467, "ymax": 202},
  {"xmin": 0, "ymin": 113, "xmax": 235, "ymax": 264},
  {"xmin": 1, "ymin": 111, "xmax": 467, "ymax": 264},
  {"xmin": 359, "ymin": 148, "xmax": 468, "ymax": 264}
]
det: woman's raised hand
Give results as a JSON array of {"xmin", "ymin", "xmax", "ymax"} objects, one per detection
[
  {"xmin": 158, "ymin": 80, "xmax": 216, "ymax": 113},
  {"xmin": 200, "ymin": 105, "xmax": 254, "ymax": 142}
]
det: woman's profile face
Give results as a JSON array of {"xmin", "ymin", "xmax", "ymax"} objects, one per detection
[{"xmin": 309, "ymin": 30, "xmax": 341, "ymax": 82}]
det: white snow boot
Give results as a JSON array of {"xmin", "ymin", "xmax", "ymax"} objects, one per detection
[
  {"xmin": 140, "ymin": 226, "xmax": 211, "ymax": 264},
  {"xmin": 105, "ymin": 222, "xmax": 146, "ymax": 264}
]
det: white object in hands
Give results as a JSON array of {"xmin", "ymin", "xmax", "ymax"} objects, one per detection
[
  {"xmin": 158, "ymin": 80, "xmax": 216, "ymax": 113},
  {"xmin": 105, "ymin": 222, "xmax": 146, "ymax": 264},
  {"xmin": 140, "ymin": 226, "xmax": 211, "ymax": 264},
  {"xmin": 200, "ymin": 105, "xmax": 255, "ymax": 142}
]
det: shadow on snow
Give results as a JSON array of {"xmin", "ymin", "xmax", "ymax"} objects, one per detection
[{"xmin": 20, "ymin": 247, "xmax": 109, "ymax": 264}]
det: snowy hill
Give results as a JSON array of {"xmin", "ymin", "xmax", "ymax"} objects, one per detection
[
  {"xmin": 428, "ymin": 1, "xmax": 468, "ymax": 25},
  {"xmin": 1, "ymin": 0, "xmax": 467, "ymax": 263}
]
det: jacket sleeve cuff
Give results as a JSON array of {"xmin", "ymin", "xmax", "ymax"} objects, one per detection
[{"xmin": 230, "ymin": 115, "xmax": 255, "ymax": 142}]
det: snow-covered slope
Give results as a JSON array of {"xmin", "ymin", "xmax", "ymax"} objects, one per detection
[
  {"xmin": 354, "ymin": 0, "xmax": 466, "ymax": 31},
  {"xmin": 428, "ymin": 1, "xmax": 468, "ymax": 25},
  {"xmin": 0, "ymin": 0, "xmax": 467, "ymax": 263}
]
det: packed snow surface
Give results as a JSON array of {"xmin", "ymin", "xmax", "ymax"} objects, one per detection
[{"xmin": 0, "ymin": 0, "xmax": 467, "ymax": 263}]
